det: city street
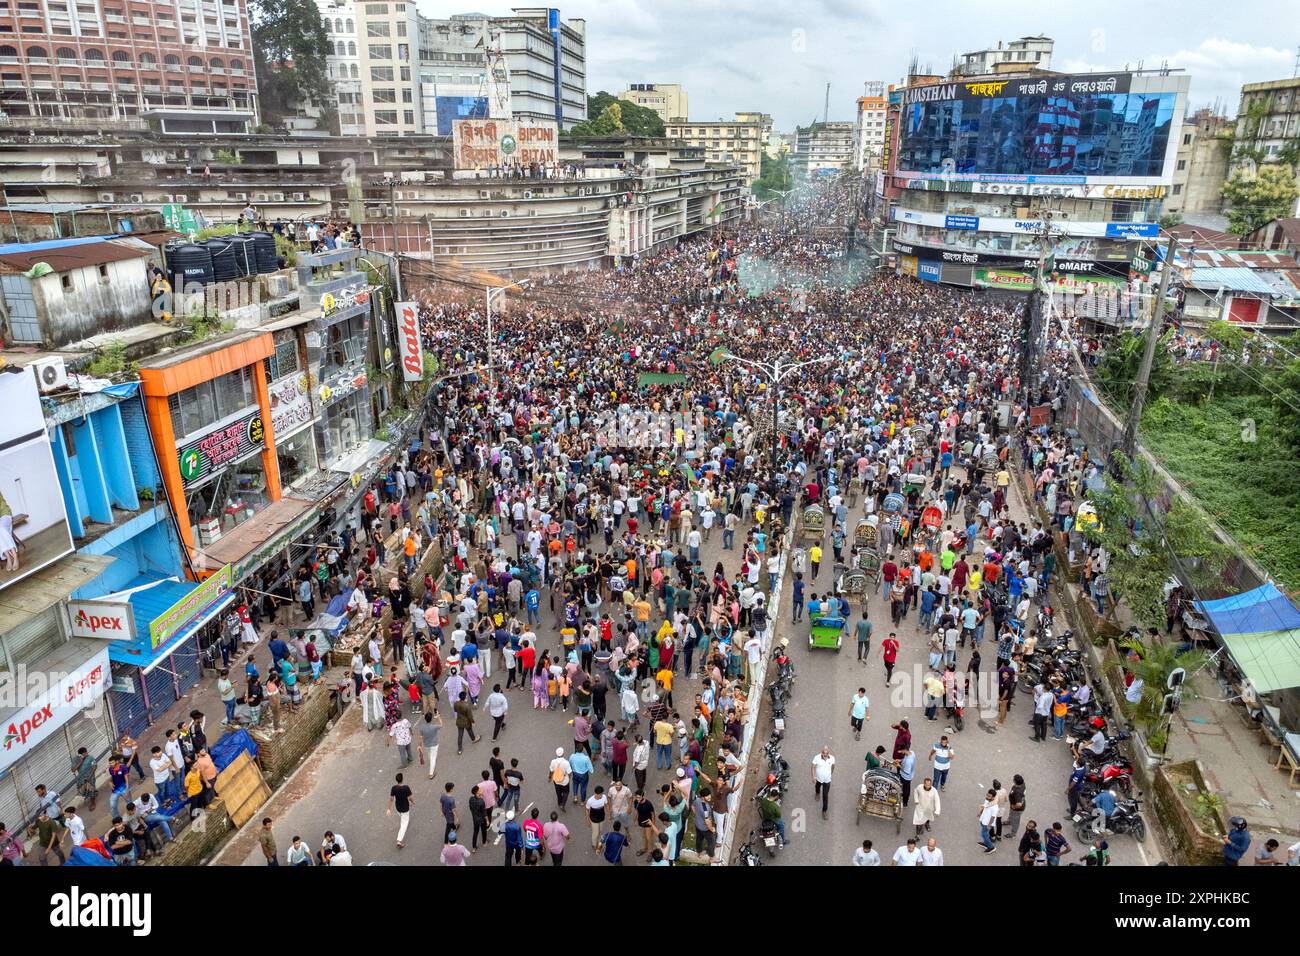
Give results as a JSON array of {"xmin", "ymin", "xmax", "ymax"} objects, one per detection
[
  {"xmin": 216, "ymin": 520, "xmax": 745, "ymax": 867},
  {"xmin": 754, "ymin": 476, "xmax": 1155, "ymax": 867}
]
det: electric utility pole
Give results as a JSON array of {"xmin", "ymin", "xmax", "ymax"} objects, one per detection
[
  {"xmin": 1021, "ymin": 210, "xmax": 1057, "ymax": 406},
  {"xmin": 1122, "ymin": 234, "xmax": 1178, "ymax": 457}
]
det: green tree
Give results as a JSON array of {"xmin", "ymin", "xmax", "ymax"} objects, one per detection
[
  {"xmin": 1158, "ymin": 211, "xmax": 1183, "ymax": 229},
  {"xmin": 1097, "ymin": 328, "xmax": 1174, "ymax": 407},
  {"xmin": 568, "ymin": 102, "xmax": 626, "ymax": 138},
  {"xmin": 1221, "ymin": 163, "xmax": 1299, "ymax": 236},
  {"xmin": 585, "ymin": 91, "xmax": 665, "ymax": 137},
  {"xmin": 752, "ymin": 152, "xmax": 793, "ymax": 199},
  {"xmin": 250, "ymin": 0, "xmax": 333, "ymax": 124},
  {"xmin": 1117, "ymin": 632, "xmax": 1205, "ymax": 753}
]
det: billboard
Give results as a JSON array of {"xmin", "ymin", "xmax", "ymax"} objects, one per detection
[
  {"xmin": 452, "ymin": 119, "xmax": 559, "ymax": 171},
  {"xmin": 897, "ymin": 73, "xmax": 1179, "ymax": 184},
  {"xmin": 396, "ymin": 301, "xmax": 424, "ymax": 383},
  {"xmin": 0, "ymin": 370, "xmax": 75, "ymax": 592},
  {"xmin": 0, "ymin": 646, "xmax": 109, "ymax": 775}
]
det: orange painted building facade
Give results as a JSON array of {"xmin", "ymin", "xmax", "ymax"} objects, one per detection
[{"xmin": 139, "ymin": 332, "xmax": 281, "ymax": 573}]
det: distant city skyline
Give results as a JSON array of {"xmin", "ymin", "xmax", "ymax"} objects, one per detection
[{"xmin": 416, "ymin": 0, "xmax": 1296, "ymax": 130}]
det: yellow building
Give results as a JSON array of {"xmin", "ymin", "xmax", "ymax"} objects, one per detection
[
  {"xmin": 665, "ymin": 112, "xmax": 773, "ymax": 186},
  {"xmin": 619, "ymin": 83, "xmax": 689, "ymax": 123}
]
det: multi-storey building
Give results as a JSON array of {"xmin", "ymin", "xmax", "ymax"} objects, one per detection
[
  {"xmin": 0, "ymin": 0, "xmax": 258, "ymax": 133},
  {"xmin": 883, "ymin": 68, "xmax": 1189, "ymax": 297},
  {"xmin": 854, "ymin": 82, "xmax": 888, "ymax": 172},
  {"xmin": 317, "ymin": 4, "xmax": 585, "ymax": 137},
  {"xmin": 956, "ymin": 35, "xmax": 1053, "ymax": 77},
  {"xmin": 618, "ymin": 83, "xmax": 687, "ymax": 123},
  {"xmin": 1165, "ymin": 107, "xmax": 1232, "ymax": 218},
  {"xmin": 793, "ymin": 120, "xmax": 855, "ymax": 176},
  {"xmin": 663, "ymin": 112, "xmax": 771, "ymax": 185},
  {"xmin": 1233, "ymin": 76, "xmax": 1300, "ymax": 216}
]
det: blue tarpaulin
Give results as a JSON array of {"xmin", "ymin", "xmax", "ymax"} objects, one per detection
[
  {"xmin": 65, "ymin": 845, "xmax": 116, "ymax": 866},
  {"xmin": 210, "ymin": 728, "xmax": 259, "ymax": 773},
  {"xmin": 1196, "ymin": 582, "xmax": 1300, "ymax": 637}
]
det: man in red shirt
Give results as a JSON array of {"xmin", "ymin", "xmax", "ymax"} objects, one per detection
[
  {"xmin": 880, "ymin": 558, "xmax": 898, "ymax": 599},
  {"xmin": 951, "ymin": 558, "xmax": 969, "ymax": 592},
  {"xmin": 517, "ymin": 642, "xmax": 536, "ymax": 687},
  {"xmin": 882, "ymin": 632, "xmax": 900, "ymax": 686}
]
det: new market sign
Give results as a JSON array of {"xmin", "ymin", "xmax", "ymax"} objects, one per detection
[
  {"xmin": 148, "ymin": 564, "xmax": 233, "ymax": 651},
  {"xmin": 178, "ymin": 412, "xmax": 266, "ymax": 489}
]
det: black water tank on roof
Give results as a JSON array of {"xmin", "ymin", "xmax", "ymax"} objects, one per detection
[
  {"xmin": 205, "ymin": 238, "xmax": 239, "ymax": 282},
  {"xmin": 248, "ymin": 231, "xmax": 279, "ymax": 274},
  {"xmin": 165, "ymin": 243, "xmax": 213, "ymax": 289},
  {"xmin": 228, "ymin": 234, "xmax": 257, "ymax": 278}
]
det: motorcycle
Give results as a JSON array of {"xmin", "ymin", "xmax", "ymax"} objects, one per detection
[
  {"xmin": 1079, "ymin": 759, "xmax": 1136, "ymax": 797},
  {"xmin": 737, "ymin": 831, "xmax": 765, "ymax": 866},
  {"xmin": 1073, "ymin": 798, "xmax": 1146, "ymax": 842},
  {"xmin": 772, "ymin": 639, "xmax": 796, "ymax": 685},
  {"xmin": 758, "ymin": 817, "xmax": 785, "ymax": 858}
]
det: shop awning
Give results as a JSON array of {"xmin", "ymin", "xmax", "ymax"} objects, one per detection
[
  {"xmin": 1196, "ymin": 583, "xmax": 1300, "ymax": 694},
  {"xmin": 328, "ymin": 438, "xmax": 391, "ymax": 476},
  {"xmin": 108, "ymin": 577, "xmax": 236, "ymax": 674}
]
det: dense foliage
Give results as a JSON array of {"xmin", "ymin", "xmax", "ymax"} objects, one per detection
[
  {"xmin": 567, "ymin": 92, "xmax": 666, "ymax": 138},
  {"xmin": 1096, "ymin": 322, "xmax": 1300, "ymax": 591},
  {"xmin": 250, "ymin": 0, "xmax": 333, "ymax": 125},
  {"xmin": 752, "ymin": 152, "xmax": 793, "ymax": 199}
]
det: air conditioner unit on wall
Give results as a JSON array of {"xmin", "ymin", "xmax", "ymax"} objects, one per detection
[
  {"xmin": 98, "ymin": 192, "xmax": 115, "ymax": 203},
  {"xmin": 32, "ymin": 356, "xmax": 68, "ymax": 394},
  {"xmin": 459, "ymin": 208, "xmax": 470, "ymax": 217},
  {"xmin": 500, "ymin": 209, "xmax": 510, "ymax": 218},
  {"xmin": 522, "ymin": 190, "xmax": 532, "ymax": 199},
  {"xmin": 130, "ymin": 194, "xmax": 143, "ymax": 202}
]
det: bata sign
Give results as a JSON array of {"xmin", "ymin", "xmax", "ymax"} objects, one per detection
[
  {"xmin": 67, "ymin": 599, "xmax": 136, "ymax": 640},
  {"xmin": 1, "ymin": 647, "xmax": 109, "ymax": 774},
  {"xmin": 452, "ymin": 119, "xmax": 558, "ymax": 170},
  {"xmin": 396, "ymin": 300, "xmax": 424, "ymax": 383}
]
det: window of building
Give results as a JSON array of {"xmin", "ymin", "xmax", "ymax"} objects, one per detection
[
  {"xmin": 168, "ymin": 366, "xmax": 256, "ymax": 443},
  {"xmin": 1172, "ymin": 184, "xmax": 1182, "ymax": 195},
  {"xmin": 347, "ymin": 41, "xmax": 355, "ymax": 55},
  {"xmin": 366, "ymin": 22, "xmax": 389, "ymax": 38},
  {"xmin": 372, "ymin": 87, "xmax": 395, "ymax": 103},
  {"xmin": 1176, "ymin": 159, "xmax": 1186, "ymax": 170},
  {"xmin": 368, "ymin": 43, "xmax": 391, "ymax": 60},
  {"xmin": 61, "ymin": 273, "xmax": 73, "ymax": 291},
  {"xmin": 403, "ymin": 110, "xmax": 413, "ymax": 125},
  {"xmin": 1183, "ymin": 133, "xmax": 1192, "ymax": 145},
  {"xmin": 399, "ymin": 65, "xmax": 409, "ymax": 81},
  {"xmin": 335, "ymin": 40, "xmax": 345, "ymax": 55},
  {"xmin": 364, "ymin": 3, "xmax": 387, "ymax": 12},
  {"xmin": 374, "ymin": 109, "xmax": 397, "ymax": 125},
  {"xmin": 401, "ymin": 87, "xmax": 410, "ymax": 103},
  {"xmin": 370, "ymin": 65, "xmax": 392, "ymax": 81}
]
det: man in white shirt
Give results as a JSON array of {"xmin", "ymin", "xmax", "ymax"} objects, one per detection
[
  {"xmin": 919, "ymin": 837, "xmax": 944, "ymax": 866},
  {"xmin": 892, "ymin": 837, "xmax": 922, "ymax": 866},
  {"xmin": 852, "ymin": 839, "xmax": 880, "ymax": 865},
  {"xmin": 811, "ymin": 746, "xmax": 835, "ymax": 819}
]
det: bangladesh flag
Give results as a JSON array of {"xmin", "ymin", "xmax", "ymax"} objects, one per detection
[{"xmin": 709, "ymin": 347, "xmax": 726, "ymax": 366}]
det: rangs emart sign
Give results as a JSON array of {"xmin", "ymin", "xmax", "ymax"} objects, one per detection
[{"xmin": 0, "ymin": 646, "xmax": 110, "ymax": 774}]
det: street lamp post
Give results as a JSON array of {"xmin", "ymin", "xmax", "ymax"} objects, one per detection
[{"xmin": 719, "ymin": 350, "xmax": 837, "ymax": 460}]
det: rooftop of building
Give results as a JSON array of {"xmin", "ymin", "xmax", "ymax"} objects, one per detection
[
  {"xmin": 0, "ymin": 235, "xmax": 154, "ymax": 274},
  {"xmin": 1240, "ymin": 76, "xmax": 1300, "ymax": 94}
]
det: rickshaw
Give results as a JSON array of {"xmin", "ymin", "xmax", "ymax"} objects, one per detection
[
  {"xmin": 857, "ymin": 546, "xmax": 882, "ymax": 583},
  {"xmin": 856, "ymin": 765, "xmax": 904, "ymax": 831},
  {"xmin": 801, "ymin": 503, "xmax": 825, "ymax": 542},
  {"xmin": 882, "ymin": 492, "xmax": 905, "ymax": 514},
  {"xmin": 809, "ymin": 611, "xmax": 844, "ymax": 651},
  {"xmin": 920, "ymin": 505, "xmax": 943, "ymax": 532},
  {"xmin": 853, "ymin": 517, "xmax": 875, "ymax": 550}
]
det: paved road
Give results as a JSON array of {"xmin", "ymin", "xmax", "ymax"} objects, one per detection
[
  {"xmin": 754, "ymin": 473, "xmax": 1154, "ymax": 868},
  {"xmin": 216, "ymin": 519, "xmax": 750, "ymax": 868}
]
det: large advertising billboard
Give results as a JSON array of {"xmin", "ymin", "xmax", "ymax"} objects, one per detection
[
  {"xmin": 451, "ymin": 119, "xmax": 559, "ymax": 171},
  {"xmin": 0, "ymin": 369, "xmax": 75, "ymax": 592},
  {"xmin": 897, "ymin": 73, "xmax": 1179, "ymax": 184}
]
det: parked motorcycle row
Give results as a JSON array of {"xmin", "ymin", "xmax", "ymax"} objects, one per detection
[{"xmin": 739, "ymin": 641, "xmax": 797, "ymax": 864}]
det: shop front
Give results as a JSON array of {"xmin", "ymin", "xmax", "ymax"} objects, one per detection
[
  {"xmin": 139, "ymin": 331, "xmax": 282, "ymax": 571},
  {"xmin": 104, "ymin": 564, "xmax": 236, "ymax": 737},
  {"xmin": 0, "ymin": 554, "xmax": 118, "ymax": 830}
]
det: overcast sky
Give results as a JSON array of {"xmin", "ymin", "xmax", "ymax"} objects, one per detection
[{"xmin": 423, "ymin": 0, "xmax": 1297, "ymax": 129}]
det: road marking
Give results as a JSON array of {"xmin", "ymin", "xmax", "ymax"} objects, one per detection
[{"xmin": 493, "ymin": 800, "xmax": 534, "ymax": 845}]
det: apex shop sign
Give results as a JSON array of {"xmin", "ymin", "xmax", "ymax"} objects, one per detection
[
  {"xmin": 451, "ymin": 119, "xmax": 558, "ymax": 170},
  {"xmin": 67, "ymin": 599, "xmax": 136, "ymax": 640},
  {"xmin": 177, "ymin": 411, "xmax": 266, "ymax": 489}
]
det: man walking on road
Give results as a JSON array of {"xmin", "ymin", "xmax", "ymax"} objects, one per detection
[
  {"xmin": 855, "ymin": 612, "xmax": 872, "ymax": 662},
  {"xmin": 416, "ymin": 710, "xmax": 442, "ymax": 779},
  {"xmin": 387, "ymin": 772, "xmax": 413, "ymax": 849},
  {"xmin": 849, "ymin": 688, "xmax": 870, "ymax": 741},
  {"xmin": 811, "ymin": 745, "xmax": 835, "ymax": 819},
  {"xmin": 881, "ymin": 633, "xmax": 899, "ymax": 686}
]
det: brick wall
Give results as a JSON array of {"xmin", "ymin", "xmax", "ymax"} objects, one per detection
[
  {"xmin": 251, "ymin": 678, "xmax": 337, "ymax": 786},
  {"xmin": 120, "ymin": 396, "xmax": 162, "ymax": 491},
  {"xmin": 157, "ymin": 801, "xmax": 236, "ymax": 867},
  {"xmin": 1151, "ymin": 759, "xmax": 1226, "ymax": 865}
]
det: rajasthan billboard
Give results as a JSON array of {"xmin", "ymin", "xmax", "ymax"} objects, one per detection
[
  {"xmin": 452, "ymin": 119, "xmax": 559, "ymax": 171},
  {"xmin": 0, "ymin": 369, "xmax": 75, "ymax": 592},
  {"xmin": 897, "ymin": 73, "xmax": 1180, "ymax": 184}
]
